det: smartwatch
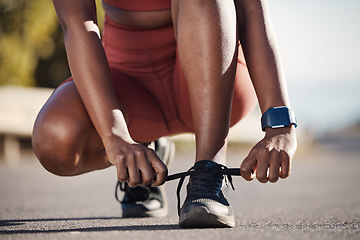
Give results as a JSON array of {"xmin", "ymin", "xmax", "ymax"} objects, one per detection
[{"xmin": 261, "ymin": 106, "xmax": 297, "ymax": 131}]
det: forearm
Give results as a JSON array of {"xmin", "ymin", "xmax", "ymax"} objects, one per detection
[
  {"xmin": 60, "ymin": 15, "xmax": 133, "ymax": 144},
  {"xmin": 235, "ymin": 0, "xmax": 290, "ymax": 114}
]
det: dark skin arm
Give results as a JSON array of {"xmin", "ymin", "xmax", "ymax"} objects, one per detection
[
  {"xmin": 52, "ymin": 0, "xmax": 167, "ymax": 187},
  {"xmin": 235, "ymin": 0, "xmax": 297, "ymax": 183}
]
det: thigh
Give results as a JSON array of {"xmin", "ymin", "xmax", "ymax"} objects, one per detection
[
  {"xmin": 47, "ymin": 75, "xmax": 169, "ymax": 144},
  {"xmin": 41, "ymin": 72, "xmax": 172, "ymax": 146}
]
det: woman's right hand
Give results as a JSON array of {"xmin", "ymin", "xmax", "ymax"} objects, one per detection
[{"xmin": 104, "ymin": 137, "xmax": 168, "ymax": 188}]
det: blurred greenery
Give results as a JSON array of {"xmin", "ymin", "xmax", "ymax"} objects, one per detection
[{"xmin": 0, "ymin": 0, "xmax": 104, "ymax": 88}]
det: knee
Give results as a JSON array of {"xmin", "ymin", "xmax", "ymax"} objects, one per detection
[{"xmin": 32, "ymin": 111, "xmax": 82, "ymax": 176}]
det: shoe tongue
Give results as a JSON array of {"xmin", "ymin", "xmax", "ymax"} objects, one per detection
[{"xmin": 193, "ymin": 160, "xmax": 219, "ymax": 170}]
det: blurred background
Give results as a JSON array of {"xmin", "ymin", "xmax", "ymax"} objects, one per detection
[
  {"xmin": 269, "ymin": 0, "xmax": 360, "ymax": 136},
  {"xmin": 0, "ymin": 0, "xmax": 359, "ymax": 163}
]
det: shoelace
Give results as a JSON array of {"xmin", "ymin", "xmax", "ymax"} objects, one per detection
[{"xmin": 166, "ymin": 166, "xmax": 241, "ymax": 216}]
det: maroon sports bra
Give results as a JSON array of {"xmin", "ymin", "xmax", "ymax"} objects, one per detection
[{"xmin": 103, "ymin": 0, "xmax": 171, "ymax": 11}]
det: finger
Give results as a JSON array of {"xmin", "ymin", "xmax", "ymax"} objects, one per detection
[
  {"xmin": 256, "ymin": 159, "xmax": 269, "ymax": 183},
  {"xmin": 149, "ymin": 151, "xmax": 168, "ymax": 186},
  {"xmin": 126, "ymin": 152, "xmax": 141, "ymax": 188},
  {"xmin": 240, "ymin": 151, "xmax": 257, "ymax": 181},
  {"xmin": 268, "ymin": 152, "xmax": 280, "ymax": 183},
  {"xmin": 138, "ymin": 148, "xmax": 156, "ymax": 186},
  {"xmin": 280, "ymin": 151, "xmax": 291, "ymax": 179},
  {"xmin": 116, "ymin": 157, "xmax": 129, "ymax": 183}
]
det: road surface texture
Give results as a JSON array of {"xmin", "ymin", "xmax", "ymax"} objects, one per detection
[{"xmin": 0, "ymin": 137, "xmax": 359, "ymax": 240}]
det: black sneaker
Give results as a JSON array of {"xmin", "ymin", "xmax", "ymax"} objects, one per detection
[
  {"xmin": 177, "ymin": 160, "xmax": 235, "ymax": 228},
  {"xmin": 115, "ymin": 137, "xmax": 175, "ymax": 218}
]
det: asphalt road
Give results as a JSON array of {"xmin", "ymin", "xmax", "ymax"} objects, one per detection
[{"xmin": 0, "ymin": 140, "xmax": 359, "ymax": 240}]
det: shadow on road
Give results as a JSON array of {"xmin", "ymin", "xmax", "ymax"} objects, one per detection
[{"xmin": 0, "ymin": 217, "xmax": 180, "ymax": 234}]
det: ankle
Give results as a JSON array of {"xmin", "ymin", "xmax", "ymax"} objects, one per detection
[
  {"xmin": 195, "ymin": 152, "xmax": 227, "ymax": 165},
  {"xmin": 195, "ymin": 139, "xmax": 228, "ymax": 165}
]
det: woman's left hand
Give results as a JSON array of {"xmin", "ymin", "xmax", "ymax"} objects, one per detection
[{"xmin": 240, "ymin": 126, "xmax": 297, "ymax": 183}]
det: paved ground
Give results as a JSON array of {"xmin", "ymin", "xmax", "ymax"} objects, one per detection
[{"xmin": 0, "ymin": 138, "xmax": 359, "ymax": 240}]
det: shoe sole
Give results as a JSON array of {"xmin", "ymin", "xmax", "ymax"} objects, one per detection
[{"xmin": 179, "ymin": 206, "xmax": 235, "ymax": 228}]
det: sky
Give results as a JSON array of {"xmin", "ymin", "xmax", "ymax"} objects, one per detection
[{"xmin": 265, "ymin": 0, "xmax": 360, "ymax": 134}]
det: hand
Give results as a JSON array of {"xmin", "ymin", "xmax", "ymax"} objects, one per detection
[
  {"xmin": 240, "ymin": 126, "xmax": 297, "ymax": 183},
  {"xmin": 104, "ymin": 136, "xmax": 168, "ymax": 187}
]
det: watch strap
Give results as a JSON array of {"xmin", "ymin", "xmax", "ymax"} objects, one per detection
[{"xmin": 261, "ymin": 106, "xmax": 297, "ymax": 131}]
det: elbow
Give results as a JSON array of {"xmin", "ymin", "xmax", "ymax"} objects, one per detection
[{"xmin": 58, "ymin": 17, "xmax": 100, "ymax": 41}]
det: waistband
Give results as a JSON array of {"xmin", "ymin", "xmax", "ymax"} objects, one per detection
[{"xmin": 103, "ymin": 0, "xmax": 171, "ymax": 11}]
